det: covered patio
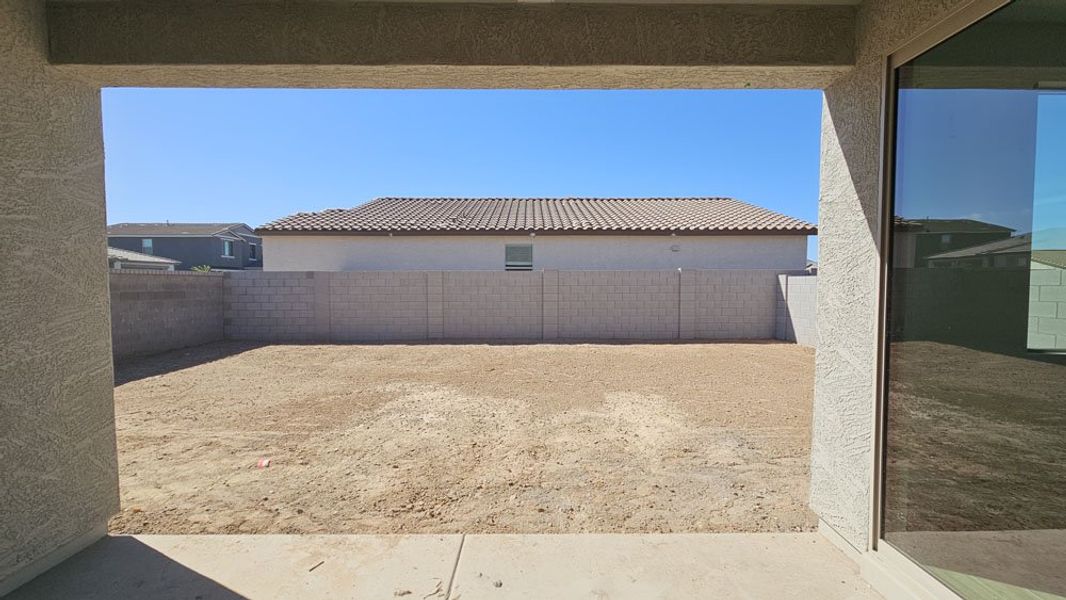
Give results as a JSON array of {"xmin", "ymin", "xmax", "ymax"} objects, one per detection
[
  {"xmin": 3, "ymin": 1, "xmax": 1055, "ymax": 599},
  {"xmin": 7, "ymin": 533, "xmax": 878, "ymax": 600}
]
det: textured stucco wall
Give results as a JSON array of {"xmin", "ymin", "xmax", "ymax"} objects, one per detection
[
  {"xmin": 810, "ymin": 0, "xmax": 977, "ymax": 551},
  {"xmin": 47, "ymin": 1, "xmax": 854, "ymax": 90},
  {"xmin": 262, "ymin": 235, "xmax": 808, "ymax": 272},
  {"xmin": 109, "ymin": 271, "xmax": 225, "ymax": 359},
  {"xmin": 0, "ymin": 0, "xmax": 118, "ymax": 590}
]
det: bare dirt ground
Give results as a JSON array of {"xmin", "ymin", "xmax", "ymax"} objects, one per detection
[{"xmin": 109, "ymin": 341, "xmax": 817, "ymax": 535}]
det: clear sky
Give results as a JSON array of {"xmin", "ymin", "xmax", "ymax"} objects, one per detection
[
  {"xmin": 102, "ymin": 88, "xmax": 823, "ymax": 259},
  {"xmin": 895, "ymin": 88, "xmax": 1066, "ymax": 248}
]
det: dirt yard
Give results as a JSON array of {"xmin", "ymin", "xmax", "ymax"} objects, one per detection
[{"xmin": 109, "ymin": 342, "xmax": 816, "ymax": 535}]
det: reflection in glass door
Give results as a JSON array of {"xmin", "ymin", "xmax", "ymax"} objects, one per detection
[{"xmin": 883, "ymin": 1, "xmax": 1066, "ymax": 598}]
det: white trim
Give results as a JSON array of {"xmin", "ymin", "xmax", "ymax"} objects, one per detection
[
  {"xmin": 861, "ymin": 543, "xmax": 964, "ymax": 600},
  {"xmin": 0, "ymin": 524, "xmax": 107, "ymax": 597},
  {"xmin": 818, "ymin": 520, "xmax": 862, "ymax": 561}
]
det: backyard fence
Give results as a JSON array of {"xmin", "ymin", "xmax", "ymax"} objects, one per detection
[
  {"xmin": 109, "ymin": 270, "xmax": 225, "ymax": 359},
  {"xmin": 109, "ymin": 269, "xmax": 819, "ymax": 358},
  {"xmin": 775, "ymin": 273, "xmax": 818, "ymax": 347}
]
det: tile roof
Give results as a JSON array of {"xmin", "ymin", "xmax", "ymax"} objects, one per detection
[
  {"xmin": 893, "ymin": 217, "xmax": 1014, "ymax": 233},
  {"xmin": 925, "ymin": 234, "xmax": 1031, "ymax": 260},
  {"xmin": 925, "ymin": 233, "xmax": 1066, "ymax": 269},
  {"xmin": 108, "ymin": 223, "xmax": 250, "ymax": 236},
  {"xmin": 106, "ymin": 247, "xmax": 181, "ymax": 264},
  {"xmin": 258, "ymin": 198, "xmax": 816, "ymax": 235}
]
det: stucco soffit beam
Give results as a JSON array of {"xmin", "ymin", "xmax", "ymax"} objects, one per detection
[{"xmin": 46, "ymin": 2, "xmax": 856, "ymax": 89}]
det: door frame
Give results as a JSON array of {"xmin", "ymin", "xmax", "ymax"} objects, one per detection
[{"xmin": 870, "ymin": 0, "xmax": 1013, "ymax": 597}]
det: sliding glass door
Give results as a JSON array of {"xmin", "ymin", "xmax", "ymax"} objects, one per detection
[{"xmin": 883, "ymin": 1, "xmax": 1066, "ymax": 597}]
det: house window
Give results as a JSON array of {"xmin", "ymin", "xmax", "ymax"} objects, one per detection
[
  {"xmin": 222, "ymin": 240, "xmax": 235, "ymax": 258},
  {"xmin": 141, "ymin": 238, "xmax": 153, "ymax": 255},
  {"xmin": 504, "ymin": 244, "xmax": 533, "ymax": 271},
  {"xmin": 249, "ymin": 243, "xmax": 258, "ymax": 260}
]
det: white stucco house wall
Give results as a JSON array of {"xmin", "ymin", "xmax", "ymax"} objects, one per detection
[{"xmin": 258, "ymin": 197, "xmax": 816, "ymax": 271}]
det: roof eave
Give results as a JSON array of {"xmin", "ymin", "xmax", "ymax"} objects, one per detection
[{"xmin": 255, "ymin": 227, "xmax": 816, "ymax": 237}]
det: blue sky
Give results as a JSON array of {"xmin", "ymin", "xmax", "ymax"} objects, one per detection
[
  {"xmin": 895, "ymin": 88, "xmax": 1066, "ymax": 248},
  {"xmin": 102, "ymin": 88, "xmax": 823, "ymax": 258}
]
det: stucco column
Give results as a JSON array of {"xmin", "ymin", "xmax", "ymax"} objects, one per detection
[
  {"xmin": 810, "ymin": 60, "xmax": 883, "ymax": 552},
  {"xmin": 809, "ymin": 0, "xmax": 977, "ymax": 554},
  {"xmin": 0, "ymin": 0, "xmax": 118, "ymax": 593}
]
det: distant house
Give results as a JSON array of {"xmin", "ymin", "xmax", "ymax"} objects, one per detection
[
  {"xmin": 257, "ymin": 197, "xmax": 816, "ymax": 272},
  {"xmin": 107, "ymin": 247, "xmax": 179, "ymax": 271},
  {"xmin": 107, "ymin": 223, "xmax": 262, "ymax": 271},
  {"xmin": 925, "ymin": 234, "xmax": 1032, "ymax": 269},
  {"xmin": 892, "ymin": 217, "xmax": 1014, "ymax": 268}
]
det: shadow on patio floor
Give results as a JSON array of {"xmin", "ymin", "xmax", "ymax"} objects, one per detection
[{"xmin": 7, "ymin": 536, "xmax": 247, "ymax": 600}]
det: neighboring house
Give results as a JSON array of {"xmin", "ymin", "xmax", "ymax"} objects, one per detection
[
  {"xmin": 107, "ymin": 223, "xmax": 263, "ymax": 271},
  {"xmin": 892, "ymin": 217, "xmax": 1014, "ymax": 268},
  {"xmin": 106, "ymin": 247, "xmax": 179, "ymax": 271},
  {"xmin": 257, "ymin": 197, "xmax": 816, "ymax": 271},
  {"xmin": 925, "ymin": 234, "xmax": 1032, "ymax": 269}
]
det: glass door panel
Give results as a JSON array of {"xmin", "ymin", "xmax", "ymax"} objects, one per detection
[{"xmin": 883, "ymin": 1, "xmax": 1066, "ymax": 598}]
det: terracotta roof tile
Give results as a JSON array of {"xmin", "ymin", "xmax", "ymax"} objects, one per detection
[{"xmin": 258, "ymin": 197, "xmax": 816, "ymax": 235}]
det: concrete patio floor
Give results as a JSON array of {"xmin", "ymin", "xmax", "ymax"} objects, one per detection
[{"xmin": 7, "ymin": 533, "xmax": 881, "ymax": 599}]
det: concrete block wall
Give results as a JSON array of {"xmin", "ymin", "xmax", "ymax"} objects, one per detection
[
  {"xmin": 776, "ymin": 274, "xmax": 819, "ymax": 347},
  {"xmin": 557, "ymin": 271, "xmax": 680, "ymax": 339},
  {"xmin": 114, "ymin": 270, "xmax": 813, "ymax": 350},
  {"xmin": 443, "ymin": 271, "xmax": 543, "ymax": 339},
  {"xmin": 543, "ymin": 270, "xmax": 560, "ymax": 339},
  {"xmin": 110, "ymin": 270, "xmax": 224, "ymax": 359},
  {"xmin": 1027, "ymin": 261, "xmax": 1066, "ymax": 349},
  {"xmin": 694, "ymin": 270, "xmax": 781, "ymax": 340},
  {"xmin": 217, "ymin": 269, "xmax": 806, "ymax": 342},
  {"xmin": 224, "ymin": 271, "xmax": 317, "ymax": 342},
  {"xmin": 330, "ymin": 271, "xmax": 428, "ymax": 341}
]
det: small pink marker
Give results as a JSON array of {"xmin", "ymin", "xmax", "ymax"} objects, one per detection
[{"xmin": 257, "ymin": 458, "xmax": 271, "ymax": 469}]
